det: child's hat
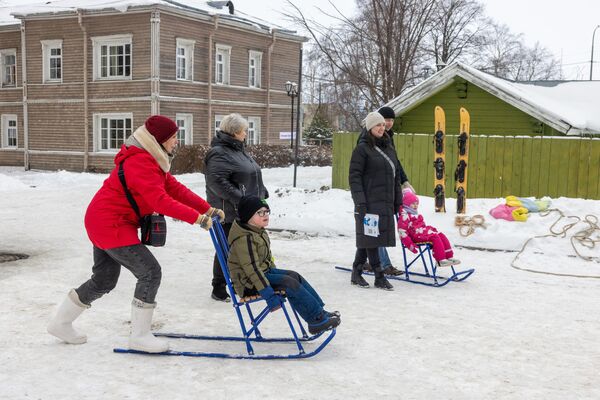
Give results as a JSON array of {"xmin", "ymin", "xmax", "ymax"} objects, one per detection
[
  {"xmin": 238, "ymin": 195, "xmax": 269, "ymax": 223},
  {"xmin": 402, "ymin": 191, "xmax": 419, "ymax": 206}
]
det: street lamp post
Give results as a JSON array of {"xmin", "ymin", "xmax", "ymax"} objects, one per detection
[
  {"xmin": 590, "ymin": 25, "xmax": 600, "ymax": 80},
  {"xmin": 285, "ymin": 81, "xmax": 298, "ymax": 149}
]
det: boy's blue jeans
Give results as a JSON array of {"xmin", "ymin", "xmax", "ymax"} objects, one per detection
[
  {"xmin": 378, "ymin": 247, "xmax": 392, "ymax": 268},
  {"xmin": 264, "ymin": 268, "xmax": 324, "ymax": 324}
]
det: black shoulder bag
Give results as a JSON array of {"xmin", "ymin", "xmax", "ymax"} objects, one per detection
[{"xmin": 118, "ymin": 162, "xmax": 167, "ymax": 247}]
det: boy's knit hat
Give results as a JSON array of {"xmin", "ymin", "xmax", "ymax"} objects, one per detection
[
  {"xmin": 403, "ymin": 191, "xmax": 419, "ymax": 207},
  {"xmin": 378, "ymin": 106, "xmax": 395, "ymax": 119},
  {"xmin": 238, "ymin": 195, "xmax": 269, "ymax": 223}
]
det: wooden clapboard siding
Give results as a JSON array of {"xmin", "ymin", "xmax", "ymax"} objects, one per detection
[
  {"xmin": 160, "ymin": 81, "xmax": 208, "ymax": 99},
  {"xmin": 28, "ymin": 103, "xmax": 85, "ymax": 151},
  {"xmin": 88, "ymin": 81, "xmax": 151, "ymax": 98},
  {"xmin": 333, "ymin": 132, "xmax": 600, "ymax": 200},
  {"xmin": 398, "ymin": 81, "xmax": 565, "ymax": 136}
]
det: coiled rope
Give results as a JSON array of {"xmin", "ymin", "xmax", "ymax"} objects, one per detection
[{"xmin": 510, "ymin": 209, "xmax": 600, "ymax": 279}]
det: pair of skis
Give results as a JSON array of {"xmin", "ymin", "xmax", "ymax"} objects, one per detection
[{"xmin": 433, "ymin": 106, "xmax": 469, "ymax": 214}]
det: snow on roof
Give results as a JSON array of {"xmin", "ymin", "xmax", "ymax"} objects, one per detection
[
  {"xmin": 0, "ymin": 0, "xmax": 299, "ymax": 37},
  {"xmin": 385, "ymin": 62, "xmax": 600, "ymax": 135}
]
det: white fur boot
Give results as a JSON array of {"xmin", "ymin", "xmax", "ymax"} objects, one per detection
[
  {"xmin": 128, "ymin": 299, "xmax": 169, "ymax": 353},
  {"xmin": 47, "ymin": 289, "xmax": 90, "ymax": 344}
]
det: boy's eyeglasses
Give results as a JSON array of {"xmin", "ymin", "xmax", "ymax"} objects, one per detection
[{"xmin": 256, "ymin": 209, "xmax": 270, "ymax": 217}]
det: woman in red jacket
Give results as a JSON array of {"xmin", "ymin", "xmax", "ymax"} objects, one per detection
[{"xmin": 47, "ymin": 115, "xmax": 224, "ymax": 353}]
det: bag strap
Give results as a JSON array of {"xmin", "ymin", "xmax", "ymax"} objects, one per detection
[
  {"xmin": 375, "ymin": 146, "xmax": 396, "ymax": 178},
  {"xmin": 118, "ymin": 161, "xmax": 142, "ymax": 221}
]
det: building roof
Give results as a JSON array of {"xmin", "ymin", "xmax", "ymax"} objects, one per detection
[
  {"xmin": 0, "ymin": 0, "xmax": 305, "ymax": 40},
  {"xmin": 384, "ymin": 62, "xmax": 600, "ymax": 135}
]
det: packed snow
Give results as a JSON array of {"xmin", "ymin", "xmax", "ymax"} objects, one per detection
[{"xmin": 1, "ymin": 165, "xmax": 599, "ymax": 399}]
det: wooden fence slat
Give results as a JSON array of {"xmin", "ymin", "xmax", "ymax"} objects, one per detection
[
  {"xmin": 512, "ymin": 137, "xmax": 524, "ymax": 196},
  {"xmin": 547, "ymin": 139, "xmax": 561, "ymax": 198},
  {"xmin": 469, "ymin": 136, "xmax": 479, "ymax": 198},
  {"xmin": 529, "ymin": 137, "xmax": 542, "ymax": 197},
  {"xmin": 520, "ymin": 137, "xmax": 533, "ymax": 197},
  {"xmin": 587, "ymin": 138, "xmax": 600, "ymax": 199},
  {"xmin": 539, "ymin": 138, "xmax": 552, "ymax": 197},
  {"xmin": 483, "ymin": 136, "xmax": 496, "ymax": 198},
  {"xmin": 576, "ymin": 138, "xmax": 590, "ymax": 199},
  {"xmin": 501, "ymin": 136, "xmax": 514, "ymax": 196},
  {"xmin": 567, "ymin": 139, "xmax": 580, "ymax": 198}
]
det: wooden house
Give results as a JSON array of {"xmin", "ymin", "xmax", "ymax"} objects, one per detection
[{"xmin": 0, "ymin": 0, "xmax": 306, "ymax": 171}]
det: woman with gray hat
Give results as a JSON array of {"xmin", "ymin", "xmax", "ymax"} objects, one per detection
[{"xmin": 348, "ymin": 111, "xmax": 403, "ymax": 290}]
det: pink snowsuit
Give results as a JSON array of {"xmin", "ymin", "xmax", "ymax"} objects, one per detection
[{"xmin": 397, "ymin": 207, "xmax": 454, "ymax": 262}]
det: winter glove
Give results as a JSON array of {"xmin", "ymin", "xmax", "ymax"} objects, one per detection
[
  {"xmin": 195, "ymin": 214, "xmax": 213, "ymax": 230},
  {"xmin": 258, "ymin": 286, "xmax": 282, "ymax": 312},
  {"xmin": 398, "ymin": 228, "xmax": 408, "ymax": 239},
  {"xmin": 205, "ymin": 207, "xmax": 225, "ymax": 222}
]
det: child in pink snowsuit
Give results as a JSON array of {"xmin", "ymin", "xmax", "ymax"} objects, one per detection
[{"xmin": 397, "ymin": 191, "xmax": 460, "ymax": 267}]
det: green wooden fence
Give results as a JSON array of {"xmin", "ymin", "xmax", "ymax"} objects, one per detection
[{"xmin": 332, "ymin": 132, "xmax": 600, "ymax": 199}]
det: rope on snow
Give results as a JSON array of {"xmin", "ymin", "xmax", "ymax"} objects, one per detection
[
  {"xmin": 510, "ymin": 209, "xmax": 600, "ymax": 279},
  {"xmin": 455, "ymin": 214, "xmax": 486, "ymax": 237}
]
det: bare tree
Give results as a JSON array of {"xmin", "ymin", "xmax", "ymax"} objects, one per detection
[
  {"xmin": 287, "ymin": 0, "xmax": 436, "ymax": 128},
  {"xmin": 512, "ymin": 42, "xmax": 561, "ymax": 81},
  {"xmin": 426, "ymin": 0, "xmax": 486, "ymax": 69}
]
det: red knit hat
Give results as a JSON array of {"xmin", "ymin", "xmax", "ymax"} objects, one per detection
[{"xmin": 145, "ymin": 115, "xmax": 178, "ymax": 144}]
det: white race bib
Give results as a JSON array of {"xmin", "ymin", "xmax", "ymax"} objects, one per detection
[{"xmin": 363, "ymin": 213, "xmax": 380, "ymax": 237}]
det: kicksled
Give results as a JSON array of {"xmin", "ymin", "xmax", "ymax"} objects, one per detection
[
  {"xmin": 114, "ymin": 218, "xmax": 336, "ymax": 359},
  {"xmin": 336, "ymin": 243, "xmax": 474, "ymax": 287}
]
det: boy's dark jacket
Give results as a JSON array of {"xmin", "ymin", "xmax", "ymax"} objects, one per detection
[{"xmin": 227, "ymin": 219, "xmax": 274, "ymax": 296}]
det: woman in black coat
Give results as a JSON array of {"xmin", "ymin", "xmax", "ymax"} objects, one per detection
[
  {"xmin": 349, "ymin": 112, "xmax": 403, "ymax": 290},
  {"xmin": 205, "ymin": 113, "xmax": 268, "ymax": 301}
]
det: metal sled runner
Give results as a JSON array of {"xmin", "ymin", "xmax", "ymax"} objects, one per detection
[
  {"xmin": 114, "ymin": 218, "xmax": 336, "ymax": 359},
  {"xmin": 336, "ymin": 242, "xmax": 474, "ymax": 287}
]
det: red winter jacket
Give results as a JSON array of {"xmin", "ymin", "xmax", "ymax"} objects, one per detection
[{"xmin": 84, "ymin": 145, "xmax": 211, "ymax": 249}]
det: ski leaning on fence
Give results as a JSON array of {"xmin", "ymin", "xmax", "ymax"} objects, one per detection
[
  {"xmin": 433, "ymin": 106, "xmax": 446, "ymax": 213},
  {"xmin": 455, "ymin": 107, "xmax": 470, "ymax": 214}
]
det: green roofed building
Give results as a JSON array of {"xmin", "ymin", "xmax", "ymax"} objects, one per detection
[{"xmin": 384, "ymin": 62, "xmax": 600, "ymax": 136}]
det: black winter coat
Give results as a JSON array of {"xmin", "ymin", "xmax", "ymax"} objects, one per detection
[
  {"xmin": 357, "ymin": 129, "xmax": 409, "ymax": 185},
  {"xmin": 349, "ymin": 130, "xmax": 403, "ymax": 248},
  {"xmin": 205, "ymin": 131, "xmax": 268, "ymax": 223}
]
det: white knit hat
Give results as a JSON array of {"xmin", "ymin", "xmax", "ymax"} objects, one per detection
[{"xmin": 364, "ymin": 111, "xmax": 385, "ymax": 131}]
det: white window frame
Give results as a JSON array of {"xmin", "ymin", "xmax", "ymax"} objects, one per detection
[
  {"xmin": 215, "ymin": 44, "xmax": 231, "ymax": 85},
  {"xmin": 41, "ymin": 40, "xmax": 63, "ymax": 83},
  {"xmin": 93, "ymin": 113, "xmax": 133, "ymax": 152},
  {"xmin": 248, "ymin": 50, "xmax": 262, "ymax": 88},
  {"xmin": 91, "ymin": 34, "xmax": 132, "ymax": 81},
  {"xmin": 247, "ymin": 117, "xmax": 261, "ymax": 145},
  {"xmin": 214, "ymin": 114, "xmax": 225, "ymax": 136},
  {"xmin": 1, "ymin": 114, "xmax": 18, "ymax": 148},
  {"xmin": 176, "ymin": 38, "xmax": 195, "ymax": 81},
  {"xmin": 175, "ymin": 113, "xmax": 193, "ymax": 145},
  {"xmin": 0, "ymin": 49, "xmax": 17, "ymax": 88}
]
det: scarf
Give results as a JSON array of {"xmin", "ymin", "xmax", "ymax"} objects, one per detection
[{"xmin": 127, "ymin": 125, "xmax": 173, "ymax": 172}]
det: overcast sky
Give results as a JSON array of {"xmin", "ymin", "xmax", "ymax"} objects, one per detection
[{"xmin": 237, "ymin": 0, "xmax": 600, "ymax": 80}]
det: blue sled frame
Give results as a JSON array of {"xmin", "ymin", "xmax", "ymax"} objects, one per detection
[
  {"xmin": 336, "ymin": 242, "xmax": 474, "ymax": 287},
  {"xmin": 114, "ymin": 217, "xmax": 336, "ymax": 359}
]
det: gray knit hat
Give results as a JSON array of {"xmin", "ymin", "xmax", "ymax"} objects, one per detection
[{"xmin": 365, "ymin": 111, "xmax": 385, "ymax": 131}]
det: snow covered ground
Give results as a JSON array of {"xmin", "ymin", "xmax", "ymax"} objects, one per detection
[{"xmin": 1, "ymin": 165, "xmax": 599, "ymax": 400}]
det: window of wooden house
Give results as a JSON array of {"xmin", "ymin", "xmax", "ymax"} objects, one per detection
[
  {"xmin": 94, "ymin": 113, "xmax": 133, "ymax": 151},
  {"xmin": 1, "ymin": 115, "xmax": 17, "ymax": 148},
  {"xmin": 41, "ymin": 40, "xmax": 63, "ymax": 83},
  {"xmin": 215, "ymin": 44, "xmax": 231, "ymax": 85},
  {"xmin": 176, "ymin": 39, "xmax": 195, "ymax": 81},
  {"xmin": 176, "ymin": 113, "xmax": 193, "ymax": 145},
  {"xmin": 92, "ymin": 35, "xmax": 132, "ymax": 80},
  {"xmin": 247, "ymin": 117, "xmax": 261, "ymax": 145},
  {"xmin": 214, "ymin": 115, "xmax": 224, "ymax": 135},
  {"xmin": 0, "ymin": 49, "xmax": 17, "ymax": 88},
  {"xmin": 248, "ymin": 51, "xmax": 262, "ymax": 88}
]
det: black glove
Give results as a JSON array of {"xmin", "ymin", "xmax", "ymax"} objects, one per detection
[{"xmin": 355, "ymin": 204, "xmax": 367, "ymax": 215}]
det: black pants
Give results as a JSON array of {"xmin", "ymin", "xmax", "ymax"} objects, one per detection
[
  {"xmin": 76, "ymin": 245, "xmax": 162, "ymax": 305},
  {"xmin": 352, "ymin": 248, "xmax": 381, "ymax": 271},
  {"xmin": 212, "ymin": 222, "xmax": 232, "ymax": 289}
]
